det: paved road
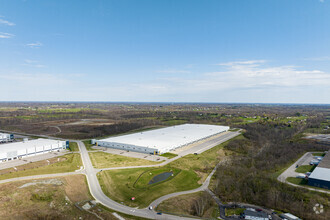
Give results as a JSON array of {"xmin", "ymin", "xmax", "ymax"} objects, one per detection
[{"xmin": 277, "ymin": 152, "xmax": 312, "ymax": 182}]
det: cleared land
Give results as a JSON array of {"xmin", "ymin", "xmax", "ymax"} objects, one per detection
[
  {"xmin": 0, "ymin": 154, "xmax": 82, "ymax": 180},
  {"xmin": 98, "ymin": 135, "xmax": 237, "ymax": 208},
  {"xmin": 156, "ymin": 191, "xmax": 219, "ymax": 218},
  {"xmin": 89, "ymin": 152, "xmax": 159, "ymax": 169},
  {"xmin": 0, "ymin": 175, "xmax": 95, "ymax": 219}
]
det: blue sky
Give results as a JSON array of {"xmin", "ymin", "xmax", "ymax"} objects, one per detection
[{"xmin": 0, "ymin": 0, "xmax": 329, "ymax": 103}]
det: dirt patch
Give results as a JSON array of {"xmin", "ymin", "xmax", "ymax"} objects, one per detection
[
  {"xmin": 19, "ymin": 178, "xmax": 63, "ymax": 188},
  {"xmin": 63, "ymin": 175, "xmax": 91, "ymax": 203}
]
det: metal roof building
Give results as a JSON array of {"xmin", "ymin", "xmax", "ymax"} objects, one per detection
[
  {"xmin": 95, "ymin": 124, "xmax": 230, "ymax": 154},
  {"xmin": 0, "ymin": 138, "xmax": 68, "ymax": 162},
  {"xmin": 308, "ymin": 151, "xmax": 330, "ymax": 189}
]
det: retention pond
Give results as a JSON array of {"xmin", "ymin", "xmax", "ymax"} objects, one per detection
[{"xmin": 148, "ymin": 172, "xmax": 173, "ymax": 185}]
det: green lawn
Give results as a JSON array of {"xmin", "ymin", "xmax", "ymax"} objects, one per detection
[
  {"xmin": 0, "ymin": 154, "xmax": 82, "ymax": 180},
  {"xmin": 312, "ymin": 152, "xmax": 326, "ymax": 157},
  {"xmin": 98, "ymin": 167, "xmax": 200, "ymax": 208},
  {"xmin": 287, "ymin": 177, "xmax": 308, "ymax": 185},
  {"xmin": 225, "ymin": 208, "xmax": 245, "ymax": 216},
  {"xmin": 69, "ymin": 142, "xmax": 79, "ymax": 151},
  {"xmin": 98, "ymin": 134, "xmax": 241, "ymax": 208},
  {"xmin": 295, "ymin": 165, "xmax": 315, "ymax": 173},
  {"xmin": 89, "ymin": 152, "xmax": 159, "ymax": 169},
  {"xmin": 160, "ymin": 152, "xmax": 178, "ymax": 159}
]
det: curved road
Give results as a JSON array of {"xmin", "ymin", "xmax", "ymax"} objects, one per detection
[{"xmin": 78, "ymin": 140, "xmax": 201, "ymax": 220}]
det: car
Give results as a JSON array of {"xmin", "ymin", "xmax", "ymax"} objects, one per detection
[
  {"xmin": 157, "ymin": 212, "xmax": 162, "ymax": 215},
  {"xmin": 296, "ymin": 173, "xmax": 306, "ymax": 178},
  {"xmin": 148, "ymin": 206, "xmax": 153, "ymax": 210}
]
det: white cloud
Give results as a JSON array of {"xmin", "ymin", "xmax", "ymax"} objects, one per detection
[
  {"xmin": 0, "ymin": 18, "xmax": 15, "ymax": 26},
  {"xmin": 0, "ymin": 32, "xmax": 14, "ymax": 38},
  {"xmin": 217, "ymin": 60, "xmax": 266, "ymax": 66},
  {"xmin": 1, "ymin": 60, "xmax": 329, "ymax": 103},
  {"xmin": 26, "ymin": 42, "xmax": 43, "ymax": 48}
]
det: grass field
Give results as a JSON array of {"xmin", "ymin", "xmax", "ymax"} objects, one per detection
[
  {"xmin": 225, "ymin": 208, "xmax": 245, "ymax": 216},
  {"xmin": 89, "ymin": 152, "xmax": 159, "ymax": 169},
  {"xmin": 98, "ymin": 135, "xmax": 240, "ymax": 208},
  {"xmin": 295, "ymin": 165, "xmax": 315, "ymax": 173},
  {"xmin": 160, "ymin": 152, "xmax": 178, "ymax": 159},
  {"xmin": 312, "ymin": 152, "xmax": 326, "ymax": 157},
  {"xmin": 98, "ymin": 167, "xmax": 200, "ymax": 208},
  {"xmin": 156, "ymin": 191, "xmax": 219, "ymax": 219},
  {"xmin": 69, "ymin": 142, "xmax": 79, "ymax": 151},
  {"xmin": 0, "ymin": 153, "xmax": 82, "ymax": 180}
]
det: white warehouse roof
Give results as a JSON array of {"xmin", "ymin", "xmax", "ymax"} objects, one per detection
[
  {"xmin": 0, "ymin": 138, "xmax": 65, "ymax": 153},
  {"xmin": 309, "ymin": 167, "xmax": 330, "ymax": 182},
  {"xmin": 98, "ymin": 124, "xmax": 229, "ymax": 153}
]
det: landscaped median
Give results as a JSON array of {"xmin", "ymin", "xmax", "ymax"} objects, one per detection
[
  {"xmin": 0, "ymin": 153, "xmax": 82, "ymax": 181},
  {"xmin": 97, "ymin": 135, "xmax": 241, "ymax": 208},
  {"xmin": 88, "ymin": 151, "xmax": 160, "ymax": 169}
]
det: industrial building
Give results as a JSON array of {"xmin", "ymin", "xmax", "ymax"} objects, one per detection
[
  {"xmin": 0, "ymin": 138, "xmax": 68, "ymax": 162},
  {"xmin": 93, "ymin": 124, "xmax": 230, "ymax": 154},
  {"xmin": 308, "ymin": 151, "xmax": 330, "ymax": 189},
  {"xmin": 0, "ymin": 132, "xmax": 14, "ymax": 143}
]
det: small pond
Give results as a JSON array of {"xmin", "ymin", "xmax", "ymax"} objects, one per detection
[{"xmin": 148, "ymin": 172, "xmax": 173, "ymax": 185}]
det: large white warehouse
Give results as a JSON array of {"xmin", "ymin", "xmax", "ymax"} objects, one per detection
[
  {"xmin": 0, "ymin": 133, "xmax": 14, "ymax": 143},
  {"xmin": 0, "ymin": 138, "xmax": 68, "ymax": 162},
  {"xmin": 94, "ymin": 124, "xmax": 230, "ymax": 154}
]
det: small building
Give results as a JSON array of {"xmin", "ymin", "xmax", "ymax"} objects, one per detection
[
  {"xmin": 0, "ymin": 133, "xmax": 14, "ymax": 143},
  {"xmin": 308, "ymin": 151, "xmax": 330, "ymax": 189},
  {"xmin": 243, "ymin": 209, "xmax": 269, "ymax": 220},
  {"xmin": 0, "ymin": 138, "xmax": 68, "ymax": 162},
  {"xmin": 93, "ymin": 124, "xmax": 230, "ymax": 154}
]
